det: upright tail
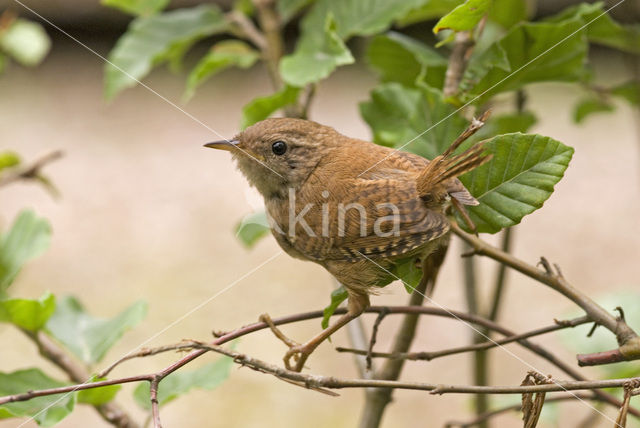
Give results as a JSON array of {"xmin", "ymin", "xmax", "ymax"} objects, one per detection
[
  {"xmin": 416, "ymin": 112, "xmax": 492, "ymax": 207},
  {"xmin": 416, "ymin": 141, "xmax": 491, "ymax": 206}
]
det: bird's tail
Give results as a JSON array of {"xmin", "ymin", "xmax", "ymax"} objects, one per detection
[{"xmin": 416, "ymin": 139, "xmax": 491, "ymax": 206}]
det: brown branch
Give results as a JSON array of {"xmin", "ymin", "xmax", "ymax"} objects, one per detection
[
  {"xmin": 227, "ymin": 10, "xmax": 267, "ymax": 50},
  {"xmin": 443, "ymin": 31, "xmax": 474, "ymax": 98},
  {"xmin": 359, "ymin": 256, "xmax": 435, "ymax": 428},
  {"xmin": 149, "ymin": 377, "xmax": 162, "ymax": 428},
  {"xmin": 2, "ymin": 307, "xmax": 637, "ymax": 418},
  {"xmin": 444, "ymin": 393, "xmax": 603, "ymax": 428},
  {"xmin": 0, "ymin": 150, "xmax": 63, "ymax": 188},
  {"xmin": 101, "ymin": 340, "xmax": 640, "ymax": 396},
  {"xmin": 253, "ymin": 0, "xmax": 284, "ymax": 91},
  {"xmin": 451, "ymin": 223, "xmax": 640, "ymax": 364},
  {"xmin": 25, "ymin": 330, "xmax": 138, "ymax": 428},
  {"xmin": 335, "ymin": 315, "xmax": 591, "ymax": 362},
  {"xmin": 98, "ymin": 305, "xmax": 637, "ymax": 417}
]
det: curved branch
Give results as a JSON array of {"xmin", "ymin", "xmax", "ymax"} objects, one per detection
[
  {"xmin": 451, "ymin": 223, "xmax": 640, "ymax": 364},
  {"xmin": 1, "ymin": 307, "xmax": 637, "ymax": 419}
]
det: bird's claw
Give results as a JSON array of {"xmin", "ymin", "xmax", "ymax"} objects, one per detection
[{"xmin": 284, "ymin": 345, "xmax": 311, "ymax": 372}]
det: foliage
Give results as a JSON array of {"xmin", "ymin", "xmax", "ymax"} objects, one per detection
[
  {"xmin": 1, "ymin": 0, "xmax": 639, "ymax": 425},
  {"xmin": 0, "ymin": 17, "xmax": 50, "ymax": 69},
  {"xmin": 133, "ymin": 354, "xmax": 234, "ymax": 409},
  {"xmin": 0, "ymin": 369, "xmax": 74, "ymax": 427}
]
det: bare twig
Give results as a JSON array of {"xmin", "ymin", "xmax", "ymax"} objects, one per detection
[
  {"xmin": 2, "ymin": 307, "xmax": 637, "ymax": 419},
  {"xmin": 149, "ymin": 377, "xmax": 162, "ymax": 428},
  {"xmin": 0, "ymin": 150, "xmax": 63, "ymax": 188},
  {"xmin": 366, "ymin": 308, "xmax": 388, "ymax": 371},
  {"xmin": 336, "ymin": 315, "xmax": 591, "ymax": 361},
  {"xmin": 451, "ymin": 223, "xmax": 640, "ymax": 364},
  {"xmin": 445, "ymin": 393, "xmax": 602, "ymax": 428}
]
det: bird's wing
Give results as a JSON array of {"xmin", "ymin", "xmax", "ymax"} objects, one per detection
[{"xmin": 286, "ymin": 173, "xmax": 450, "ymax": 262}]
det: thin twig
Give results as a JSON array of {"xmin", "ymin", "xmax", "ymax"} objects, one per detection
[
  {"xmin": 451, "ymin": 223, "xmax": 640, "ymax": 364},
  {"xmin": 366, "ymin": 308, "xmax": 388, "ymax": 371},
  {"xmin": 335, "ymin": 315, "xmax": 591, "ymax": 361},
  {"xmin": 0, "ymin": 150, "xmax": 63, "ymax": 188},
  {"xmin": 1, "ymin": 307, "xmax": 636, "ymax": 418},
  {"xmin": 444, "ymin": 393, "xmax": 601, "ymax": 428}
]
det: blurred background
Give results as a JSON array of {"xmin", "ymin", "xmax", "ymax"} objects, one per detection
[{"xmin": 1, "ymin": 0, "xmax": 639, "ymax": 427}]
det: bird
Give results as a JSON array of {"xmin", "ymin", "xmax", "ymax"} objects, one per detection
[{"xmin": 204, "ymin": 117, "xmax": 490, "ymax": 372}]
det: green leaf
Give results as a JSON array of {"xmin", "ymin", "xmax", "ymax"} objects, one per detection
[
  {"xmin": 461, "ymin": 17, "xmax": 588, "ymax": 103},
  {"xmin": 46, "ymin": 296, "xmax": 147, "ymax": 364},
  {"xmin": 573, "ymin": 96, "xmax": 614, "ymax": 123},
  {"xmin": 0, "ymin": 368, "xmax": 74, "ymax": 427},
  {"xmin": 240, "ymin": 85, "xmax": 301, "ymax": 129},
  {"xmin": 546, "ymin": 2, "xmax": 640, "ymax": 54},
  {"xmin": 0, "ymin": 292, "xmax": 55, "ymax": 331},
  {"xmin": 0, "ymin": 19, "xmax": 51, "ymax": 67},
  {"xmin": 488, "ymin": 0, "xmax": 528, "ymax": 29},
  {"xmin": 185, "ymin": 40, "xmax": 259, "ymax": 100},
  {"xmin": 0, "ymin": 151, "xmax": 20, "ymax": 171},
  {"xmin": 611, "ymin": 81, "xmax": 640, "ymax": 106},
  {"xmin": 278, "ymin": 0, "xmax": 314, "ymax": 23},
  {"xmin": 359, "ymin": 83, "xmax": 468, "ymax": 160},
  {"xmin": 458, "ymin": 133, "xmax": 574, "ymax": 234},
  {"xmin": 101, "ymin": 0, "xmax": 169, "ymax": 16},
  {"xmin": 393, "ymin": 259, "xmax": 423, "ymax": 293},
  {"xmin": 104, "ymin": 5, "xmax": 229, "ymax": 100},
  {"xmin": 235, "ymin": 211, "xmax": 270, "ymax": 248},
  {"xmin": 322, "ymin": 286, "xmax": 348, "ymax": 329},
  {"xmin": 0, "ymin": 210, "xmax": 51, "ymax": 293},
  {"xmin": 366, "ymin": 32, "xmax": 447, "ymax": 89},
  {"xmin": 396, "ymin": 0, "xmax": 464, "ymax": 27},
  {"xmin": 282, "ymin": 0, "xmax": 427, "ymax": 86},
  {"xmin": 77, "ymin": 376, "xmax": 121, "ymax": 405},
  {"xmin": 134, "ymin": 355, "xmax": 233, "ymax": 410},
  {"xmin": 433, "ymin": 0, "xmax": 491, "ymax": 34},
  {"xmin": 233, "ymin": 0, "xmax": 255, "ymax": 16},
  {"xmin": 280, "ymin": 14, "xmax": 354, "ymax": 87}
]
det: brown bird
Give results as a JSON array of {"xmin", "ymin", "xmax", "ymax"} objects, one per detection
[{"xmin": 205, "ymin": 117, "xmax": 490, "ymax": 371}]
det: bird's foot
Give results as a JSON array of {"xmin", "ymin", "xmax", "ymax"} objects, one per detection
[{"xmin": 284, "ymin": 344, "xmax": 313, "ymax": 372}]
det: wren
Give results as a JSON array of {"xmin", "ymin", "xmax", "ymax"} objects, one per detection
[{"xmin": 205, "ymin": 117, "xmax": 489, "ymax": 371}]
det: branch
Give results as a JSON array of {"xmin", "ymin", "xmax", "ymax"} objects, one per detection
[
  {"xmin": 451, "ymin": 223, "xmax": 640, "ymax": 365},
  {"xmin": 335, "ymin": 316, "xmax": 591, "ymax": 362},
  {"xmin": 444, "ymin": 393, "xmax": 602, "ymax": 428},
  {"xmin": 100, "ymin": 341, "xmax": 640, "ymax": 396},
  {"xmin": 253, "ymin": 0, "xmax": 284, "ymax": 91},
  {"xmin": 149, "ymin": 377, "xmax": 162, "ymax": 428},
  {"xmin": 0, "ymin": 151, "xmax": 63, "ymax": 189},
  {"xmin": 2, "ymin": 307, "xmax": 637, "ymax": 419},
  {"xmin": 227, "ymin": 10, "xmax": 267, "ymax": 50},
  {"xmin": 25, "ymin": 330, "xmax": 138, "ymax": 428}
]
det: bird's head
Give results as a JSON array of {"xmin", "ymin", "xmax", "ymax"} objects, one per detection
[{"xmin": 205, "ymin": 118, "xmax": 339, "ymax": 198}]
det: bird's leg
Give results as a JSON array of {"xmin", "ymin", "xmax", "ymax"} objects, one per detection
[
  {"xmin": 259, "ymin": 313, "xmax": 300, "ymax": 348},
  {"xmin": 451, "ymin": 197, "xmax": 477, "ymax": 234},
  {"xmin": 284, "ymin": 292, "xmax": 370, "ymax": 372}
]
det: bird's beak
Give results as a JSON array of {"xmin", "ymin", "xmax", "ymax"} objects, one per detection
[{"xmin": 203, "ymin": 139, "xmax": 239, "ymax": 151}]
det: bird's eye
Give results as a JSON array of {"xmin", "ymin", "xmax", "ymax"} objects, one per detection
[{"xmin": 271, "ymin": 141, "xmax": 287, "ymax": 156}]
